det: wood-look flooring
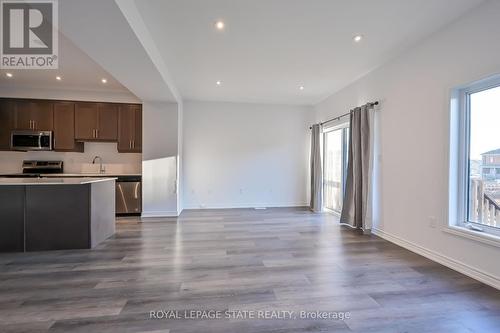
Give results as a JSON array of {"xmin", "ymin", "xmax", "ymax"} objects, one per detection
[{"xmin": 0, "ymin": 207, "xmax": 499, "ymax": 332}]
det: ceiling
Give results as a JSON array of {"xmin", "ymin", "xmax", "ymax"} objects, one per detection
[
  {"xmin": 0, "ymin": 33, "xmax": 135, "ymax": 98},
  {"xmin": 134, "ymin": 0, "xmax": 484, "ymax": 105}
]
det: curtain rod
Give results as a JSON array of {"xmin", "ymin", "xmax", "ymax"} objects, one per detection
[{"xmin": 309, "ymin": 101, "xmax": 379, "ymax": 129}]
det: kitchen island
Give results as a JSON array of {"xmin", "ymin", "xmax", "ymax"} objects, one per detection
[{"xmin": 0, "ymin": 177, "xmax": 116, "ymax": 252}]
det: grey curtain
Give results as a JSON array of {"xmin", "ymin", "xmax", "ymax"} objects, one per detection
[
  {"xmin": 310, "ymin": 124, "xmax": 323, "ymax": 212},
  {"xmin": 340, "ymin": 104, "xmax": 375, "ymax": 230}
]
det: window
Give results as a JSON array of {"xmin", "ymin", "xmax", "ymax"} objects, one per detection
[
  {"xmin": 323, "ymin": 124, "xmax": 349, "ymax": 213},
  {"xmin": 450, "ymin": 76, "xmax": 500, "ymax": 239}
]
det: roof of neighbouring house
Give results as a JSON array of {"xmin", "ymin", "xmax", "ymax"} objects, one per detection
[{"xmin": 481, "ymin": 148, "xmax": 500, "ymax": 155}]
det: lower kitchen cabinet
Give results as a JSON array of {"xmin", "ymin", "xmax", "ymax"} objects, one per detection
[{"xmin": 0, "ymin": 186, "xmax": 25, "ymax": 252}]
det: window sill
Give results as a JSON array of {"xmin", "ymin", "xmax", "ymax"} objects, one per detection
[{"xmin": 443, "ymin": 225, "xmax": 500, "ymax": 248}]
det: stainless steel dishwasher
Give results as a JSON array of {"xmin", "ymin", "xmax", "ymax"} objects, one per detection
[{"xmin": 116, "ymin": 176, "xmax": 142, "ymax": 215}]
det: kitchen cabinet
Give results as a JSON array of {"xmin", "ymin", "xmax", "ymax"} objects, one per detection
[
  {"xmin": 0, "ymin": 186, "xmax": 25, "ymax": 252},
  {"xmin": 0, "ymin": 98, "xmax": 142, "ymax": 153},
  {"xmin": 0, "ymin": 99, "xmax": 15, "ymax": 150},
  {"xmin": 53, "ymin": 102, "xmax": 84, "ymax": 152},
  {"xmin": 118, "ymin": 104, "xmax": 142, "ymax": 153},
  {"xmin": 75, "ymin": 103, "xmax": 118, "ymax": 141},
  {"xmin": 14, "ymin": 100, "xmax": 53, "ymax": 131},
  {"xmin": 97, "ymin": 103, "xmax": 118, "ymax": 140},
  {"xmin": 75, "ymin": 103, "xmax": 98, "ymax": 140}
]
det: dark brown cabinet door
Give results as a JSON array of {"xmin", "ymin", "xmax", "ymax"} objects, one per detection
[
  {"xmin": 14, "ymin": 101, "xmax": 33, "ymax": 130},
  {"xmin": 118, "ymin": 105, "xmax": 134, "ymax": 152},
  {"xmin": 31, "ymin": 101, "xmax": 53, "ymax": 130},
  {"xmin": 75, "ymin": 103, "xmax": 98, "ymax": 140},
  {"xmin": 118, "ymin": 104, "xmax": 142, "ymax": 152},
  {"xmin": 97, "ymin": 103, "xmax": 118, "ymax": 140},
  {"xmin": 133, "ymin": 105, "xmax": 142, "ymax": 152},
  {"xmin": 0, "ymin": 99, "xmax": 15, "ymax": 150},
  {"xmin": 15, "ymin": 100, "xmax": 53, "ymax": 131},
  {"xmin": 53, "ymin": 102, "xmax": 83, "ymax": 152}
]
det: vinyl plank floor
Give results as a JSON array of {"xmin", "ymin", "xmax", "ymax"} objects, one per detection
[{"xmin": 0, "ymin": 207, "xmax": 498, "ymax": 332}]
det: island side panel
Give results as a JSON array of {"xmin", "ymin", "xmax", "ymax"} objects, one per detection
[
  {"xmin": 0, "ymin": 186, "xmax": 25, "ymax": 252},
  {"xmin": 25, "ymin": 185, "xmax": 90, "ymax": 251},
  {"xmin": 90, "ymin": 180, "xmax": 116, "ymax": 248}
]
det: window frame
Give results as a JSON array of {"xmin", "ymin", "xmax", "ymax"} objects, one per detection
[
  {"xmin": 322, "ymin": 121, "xmax": 349, "ymax": 215},
  {"xmin": 449, "ymin": 75, "xmax": 500, "ymax": 242}
]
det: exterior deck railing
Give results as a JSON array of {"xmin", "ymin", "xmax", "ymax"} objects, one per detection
[{"xmin": 470, "ymin": 178, "xmax": 500, "ymax": 227}]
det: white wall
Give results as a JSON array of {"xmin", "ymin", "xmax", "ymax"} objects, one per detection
[
  {"xmin": 314, "ymin": 1, "xmax": 500, "ymax": 285},
  {"xmin": 183, "ymin": 101, "xmax": 311, "ymax": 209},
  {"xmin": 142, "ymin": 101, "xmax": 179, "ymax": 217}
]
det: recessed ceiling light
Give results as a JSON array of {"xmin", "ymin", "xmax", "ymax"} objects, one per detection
[
  {"xmin": 6, "ymin": 73, "xmax": 13, "ymax": 78},
  {"xmin": 299, "ymin": 86, "xmax": 305, "ymax": 91},
  {"xmin": 56, "ymin": 76, "xmax": 62, "ymax": 81},
  {"xmin": 215, "ymin": 20, "xmax": 225, "ymax": 30},
  {"xmin": 101, "ymin": 78, "xmax": 107, "ymax": 84},
  {"xmin": 216, "ymin": 80, "xmax": 222, "ymax": 86},
  {"xmin": 353, "ymin": 35, "xmax": 363, "ymax": 42}
]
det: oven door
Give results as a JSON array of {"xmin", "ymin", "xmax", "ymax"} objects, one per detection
[{"xmin": 11, "ymin": 131, "xmax": 53, "ymax": 151}]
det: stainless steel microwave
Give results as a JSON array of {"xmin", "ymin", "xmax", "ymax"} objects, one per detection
[{"xmin": 11, "ymin": 130, "xmax": 53, "ymax": 151}]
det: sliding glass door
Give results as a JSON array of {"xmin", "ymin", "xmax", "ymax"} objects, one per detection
[{"xmin": 323, "ymin": 125, "xmax": 349, "ymax": 213}]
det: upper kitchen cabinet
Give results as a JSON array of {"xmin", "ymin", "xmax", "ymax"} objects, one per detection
[
  {"xmin": 53, "ymin": 102, "xmax": 84, "ymax": 152},
  {"xmin": 14, "ymin": 100, "xmax": 53, "ymax": 131},
  {"xmin": 0, "ymin": 99, "xmax": 15, "ymax": 150},
  {"xmin": 75, "ymin": 103, "xmax": 118, "ymax": 141},
  {"xmin": 118, "ymin": 104, "xmax": 142, "ymax": 153},
  {"xmin": 97, "ymin": 103, "xmax": 118, "ymax": 141}
]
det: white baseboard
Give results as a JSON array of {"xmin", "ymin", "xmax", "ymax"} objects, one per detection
[
  {"xmin": 372, "ymin": 227, "xmax": 500, "ymax": 290},
  {"xmin": 141, "ymin": 211, "xmax": 179, "ymax": 218},
  {"xmin": 182, "ymin": 202, "xmax": 308, "ymax": 210}
]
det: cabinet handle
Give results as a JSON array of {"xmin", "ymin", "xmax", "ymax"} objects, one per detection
[
  {"xmin": 29, "ymin": 120, "xmax": 33, "ymax": 129},
  {"xmin": 96, "ymin": 129, "xmax": 98, "ymax": 138},
  {"xmin": 129, "ymin": 140, "xmax": 132, "ymax": 149},
  {"xmin": 133, "ymin": 140, "xmax": 135, "ymax": 149}
]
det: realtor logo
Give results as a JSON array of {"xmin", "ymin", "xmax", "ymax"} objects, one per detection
[{"xmin": 1, "ymin": 0, "xmax": 58, "ymax": 69}]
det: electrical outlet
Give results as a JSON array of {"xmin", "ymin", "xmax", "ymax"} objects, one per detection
[{"xmin": 429, "ymin": 216, "xmax": 437, "ymax": 228}]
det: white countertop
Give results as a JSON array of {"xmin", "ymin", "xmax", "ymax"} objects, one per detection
[{"xmin": 0, "ymin": 177, "xmax": 117, "ymax": 185}]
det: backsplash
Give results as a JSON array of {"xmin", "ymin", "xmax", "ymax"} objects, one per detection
[{"xmin": 0, "ymin": 142, "xmax": 142, "ymax": 174}]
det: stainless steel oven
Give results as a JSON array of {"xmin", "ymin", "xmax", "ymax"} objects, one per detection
[{"xmin": 11, "ymin": 130, "xmax": 53, "ymax": 151}]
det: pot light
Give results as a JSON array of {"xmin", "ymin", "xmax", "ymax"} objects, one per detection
[
  {"xmin": 353, "ymin": 35, "xmax": 363, "ymax": 42},
  {"xmin": 216, "ymin": 80, "xmax": 222, "ymax": 86},
  {"xmin": 299, "ymin": 86, "xmax": 305, "ymax": 91},
  {"xmin": 215, "ymin": 20, "xmax": 225, "ymax": 30},
  {"xmin": 6, "ymin": 73, "xmax": 13, "ymax": 78},
  {"xmin": 101, "ymin": 78, "xmax": 107, "ymax": 84},
  {"xmin": 56, "ymin": 76, "xmax": 62, "ymax": 81}
]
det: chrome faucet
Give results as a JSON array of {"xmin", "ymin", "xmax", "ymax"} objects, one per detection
[{"xmin": 92, "ymin": 156, "xmax": 105, "ymax": 174}]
